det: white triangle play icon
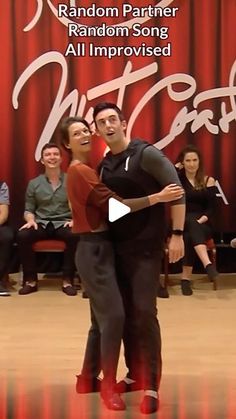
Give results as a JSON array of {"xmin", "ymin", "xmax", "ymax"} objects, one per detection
[{"xmin": 108, "ymin": 197, "xmax": 131, "ymax": 222}]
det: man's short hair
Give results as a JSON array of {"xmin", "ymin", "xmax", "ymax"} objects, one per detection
[
  {"xmin": 93, "ymin": 102, "xmax": 125, "ymax": 125},
  {"xmin": 41, "ymin": 142, "xmax": 62, "ymax": 159}
]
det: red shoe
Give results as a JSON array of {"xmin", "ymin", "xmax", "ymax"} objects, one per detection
[
  {"xmin": 115, "ymin": 379, "xmax": 143, "ymax": 393},
  {"xmin": 101, "ymin": 391, "xmax": 126, "ymax": 411},
  {"xmin": 140, "ymin": 395, "xmax": 159, "ymax": 414}
]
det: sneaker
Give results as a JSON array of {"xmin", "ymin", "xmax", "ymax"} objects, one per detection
[
  {"xmin": 140, "ymin": 395, "xmax": 159, "ymax": 414},
  {"xmin": 181, "ymin": 280, "xmax": 193, "ymax": 296},
  {"xmin": 76, "ymin": 374, "xmax": 101, "ymax": 393},
  {"xmin": 62, "ymin": 285, "xmax": 77, "ymax": 296},
  {"xmin": 0, "ymin": 284, "xmax": 11, "ymax": 296}
]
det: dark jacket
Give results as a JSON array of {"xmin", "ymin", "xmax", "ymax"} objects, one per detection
[{"xmin": 99, "ymin": 139, "xmax": 166, "ymax": 252}]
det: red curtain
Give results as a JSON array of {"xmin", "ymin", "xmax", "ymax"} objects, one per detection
[{"xmin": 0, "ymin": 0, "xmax": 235, "ymax": 231}]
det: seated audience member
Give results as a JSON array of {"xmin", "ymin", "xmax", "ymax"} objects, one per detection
[
  {"xmin": 0, "ymin": 180, "xmax": 14, "ymax": 296},
  {"xmin": 17, "ymin": 143, "xmax": 78, "ymax": 296},
  {"xmin": 175, "ymin": 145, "xmax": 218, "ymax": 295}
]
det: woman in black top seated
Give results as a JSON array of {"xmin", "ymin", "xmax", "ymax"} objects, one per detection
[{"xmin": 176, "ymin": 145, "xmax": 218, "ymax": 295}]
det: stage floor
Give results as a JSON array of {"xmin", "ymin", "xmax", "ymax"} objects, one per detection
[{"xmin": 1, "ymin": 273, "xmax": 236, "ymax": 419}]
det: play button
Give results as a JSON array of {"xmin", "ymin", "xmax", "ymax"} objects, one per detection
[{"xmin": 108, "ymin": 197, "xmax": 131, "ymax": 222}]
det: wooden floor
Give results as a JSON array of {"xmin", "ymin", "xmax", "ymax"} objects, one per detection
[{"xmin": 1, "ymin": 273, "xmax": 236, "ymax": 419}]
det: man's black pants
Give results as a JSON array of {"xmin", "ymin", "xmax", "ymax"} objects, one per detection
[{"xmin": 115, "ymin": 247, "xmax": 162, "ymax": 391}]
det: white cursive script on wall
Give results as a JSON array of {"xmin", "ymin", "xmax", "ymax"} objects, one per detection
[
  {"xmin": 12, "ymin": 52, "xmax": 236, "ymax": 163},
  {"xmin": 24, "ymin": 0, "xmax": 175, "ymax": 31}
]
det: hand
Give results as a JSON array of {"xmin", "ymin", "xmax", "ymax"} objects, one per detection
[
  {"xmin": 19, "ymin": 220, "xmax": 38, "ymax": 230},
  {"xmin": 175, "ymin": 162, "xmax": 183, "ymax": 169},
  {"xmin": 168, "ymin": 235, "xmax": 184, "ymax": 263},
  {"xmin": 197, "ymin": 216, "xmax": 208, "ymax": 224},
  {"xmin": 158, "ymin": 184, "xmax": 184, "ymax": 203},
  {"xmin": 64, "ymin": 220, "xmax": 73, "ymax": 228}
]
